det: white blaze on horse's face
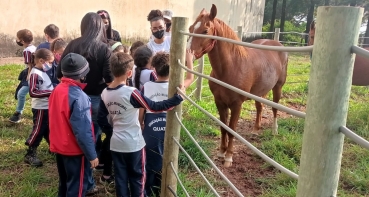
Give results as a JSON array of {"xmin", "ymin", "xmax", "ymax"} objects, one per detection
[{"xmin": 186, "ymin": 21, "xmax": 202, "ymax": 50}]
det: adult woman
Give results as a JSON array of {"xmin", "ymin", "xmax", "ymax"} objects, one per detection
[
  {"xmin": 146, "ymin": 10, "xmax": 171, "ymax": 54},
  {"xmin": 56, "ymin": 14, "xmax": 113, "ymax": 193},
  {"xmin": 97, "ymin": 10, "xmax": 122, "ymax": 42}
]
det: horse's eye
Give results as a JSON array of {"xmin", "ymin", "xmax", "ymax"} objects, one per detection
[{"xmin": 203, "ymin": 30, "xmax": 208, "ymax": 34}]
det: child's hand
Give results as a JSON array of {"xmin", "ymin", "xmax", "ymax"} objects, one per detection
[
  {"xmin": 90, "ymin": 158, "xmax": 99, "ymax": 168},
  {"xmin": 186, "ymin": 49, "xmax": 194, "ymax": 64},
  {"xmin": 177, "ymin": 84, "xmax": 186, "ymax": 99}
]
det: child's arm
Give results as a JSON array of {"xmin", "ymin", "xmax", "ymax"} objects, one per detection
[
  {"xmin": 97, "ymin": 100, "xmax": 113, "ymax": 132},
  {"xmin": 29, "ymin": 73, "xmax": 53, "ymax": 98},
  {"xmin": 150, "ymin": 71, "xmax": 158, "ymax": 81},
  {"xmin": 130, "ymin": 89, "xmax": 184, "ymax": 112},
  {"xmin": 69, "ymin": 97, "xmax": 98, "ymax": 163},
  {"xmin": 183, "ymin": 50, "xmax": 195, "ymax": 89},
  {"xmin": 139, "ymin": 108, "xmax": 145, "ymax": 129}
]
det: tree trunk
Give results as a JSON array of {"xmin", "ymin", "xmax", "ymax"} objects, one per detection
[
  {"xmin": 324, "ymin": 0, "xmax": 330, "ymax": 5},
  {"xmin": 305, "ymin": 0, "xmax": 315, "ymax": 43},
  {"xmin": 280, "ymin": 0, "xmax": 287, "ymax": 41},
  {"xmin": 270, "ymin": 0, "xmax": 278, "ymax": 39},
  {"xmin": 364, "ymin": 18, "xmax": 369, "ymax": 45}
]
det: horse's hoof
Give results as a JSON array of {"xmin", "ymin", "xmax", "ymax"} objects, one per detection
[
  {"xmin": 224, "ymin": 161, "xmax": 232, "ymax": 167},
  {"xmin": 223, "ymin": 157, "xmax": 233, "ymax": 167}
]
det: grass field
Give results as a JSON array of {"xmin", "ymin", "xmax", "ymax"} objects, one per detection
[{"xmin": 0, "ymin": 54, "xmax": 368, "ymax": 197}]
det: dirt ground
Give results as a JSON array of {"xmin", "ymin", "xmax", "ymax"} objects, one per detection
[
  {"xmin": 0, "ymin": 57, "xmax": 23, "ymax": 65},
  {"xmin": 210, "ymin": 105, "xmax": 305, "ymax": 197}
]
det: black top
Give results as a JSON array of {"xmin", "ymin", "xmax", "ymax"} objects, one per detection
[
  {"xmin": 57, "ymin": 39, "xmax": 113, "ymax": 96},
  {"xmin": 112, "ymin": 29, "xmax": 121, "ymax": 42}
]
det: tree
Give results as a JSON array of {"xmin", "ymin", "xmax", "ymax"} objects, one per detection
[
  {"xmin": 280, "ymin": 0, "xmax": 288, "ymax": 40},
  {"xmin": 325, "ymin": 0, "xmax": 330, "ymax": 5},
  {"xmin": 270, "ymin": 0, "xmax": 279, "ymax": 37}
]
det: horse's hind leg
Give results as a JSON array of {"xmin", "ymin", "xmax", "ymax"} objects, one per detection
[
  {"xmin": 224, "ymin": 102, "xmax": 243, "ymax": 167},
  {"xmin": 272, "ymin": 86, "xmax": 282, "ymax": 135},
  {"xmin": 215, "ymin": 101, "xmax": 229, "ymax": 160},
  {"xmin": 253, "ymin": 99, "xmax": 264, "ymax": 134}
]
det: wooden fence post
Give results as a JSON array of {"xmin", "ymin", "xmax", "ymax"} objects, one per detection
[
  {"xmin": 161, "ymin": 16, "xmax": 188, "ymax": 197},
  {"xmin": 195, "ymin": 56, "xmax": 204, "ymax": 100},
  {"xmin": 237, "ymin": 25, "xmax": 243, "ymax": 40},
  {"xmin": 296, "ymin": 6, "xmax": 363, "ymax": 197},
  {"xmin": 274, "ymin": 28, "xmax": 280, "ymax": 41}
]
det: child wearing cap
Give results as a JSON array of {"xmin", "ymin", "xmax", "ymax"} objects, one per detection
[
  {"xmin": 97, "ymin": 52, "xmax": 184, "ymax": 197},
  {"xmin": 49, "ymin": 53, "xmax": 99, "ymax": 196}
]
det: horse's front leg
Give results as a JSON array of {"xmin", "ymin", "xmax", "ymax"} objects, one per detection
[
  {"xmin": 215, "ymin": 100, "xmax": 229, "ymax": 160},
  {"xmin": 224, "ymin": 102, "xmax": 243, "ymax": 167}
]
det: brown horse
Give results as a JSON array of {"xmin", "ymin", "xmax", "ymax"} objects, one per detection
[
  {"xmin": 187, "ymin": 4, "xmax": 288, "ymax": 167},
  {"xmin": 309, "ymin": 20, "xmax": 369, "ymax": 86}
]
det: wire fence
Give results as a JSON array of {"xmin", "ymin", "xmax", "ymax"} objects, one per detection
[{"xmin": 163, "ymin": 11, "xmax": 369, "ymax": 196}]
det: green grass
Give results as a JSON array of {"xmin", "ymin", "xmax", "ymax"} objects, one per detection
[{"xmin": 1, "ymin": 53, "xmax": 369, "ymax": 196}]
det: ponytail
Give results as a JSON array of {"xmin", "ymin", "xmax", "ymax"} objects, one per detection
[
  {"xmin": 30, "ymin": 53, "xmax": 36, "ymax": 67},
  {"xmin": 134, "ymin": 67, "xmax": 143, "ymax": 90}
]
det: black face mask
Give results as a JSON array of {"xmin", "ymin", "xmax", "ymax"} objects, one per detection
[
  {"xmin": 166, "ymin": 23, "xmax": 172, "ymax": 30},
  {"xmin": 152, "ymin": 30, "xmax": 165, "ymax": 39},
  {"xmin": 16, "ymin": 41, "xmax": 23, "ymax": 46}
]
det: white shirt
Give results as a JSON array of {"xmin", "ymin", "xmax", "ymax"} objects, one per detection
[
  {"xmin": 28, "ymin": 67, "xmax": 54, "ymax": 109},
  {"xmin": 147, "ymin": 36, "xmax": 171, "ymax": 55},
  {"xmin": 143, "ymin": 81, "xmax": 169, "ymax": 113}
]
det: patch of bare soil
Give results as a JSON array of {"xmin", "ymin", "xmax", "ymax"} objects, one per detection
[
  {"xmin": 0, "ymin": 57, "xmax": 23, "ymax": 66},
  {"xmin": 210, "ymin": 105, "xmax": 305, "ymax": 197}
]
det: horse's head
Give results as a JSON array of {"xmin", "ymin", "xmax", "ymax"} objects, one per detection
[
  {"xmin": 308, "ymin": 20, "xmax": 316, "ymax": 46},
  {"xmin": 187, "ymin": 4, "xmax": 218, "ymax": 59}
]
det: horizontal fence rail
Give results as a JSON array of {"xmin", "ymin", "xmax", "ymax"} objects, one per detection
[
  {"xmin": 339, "ymin": 126, "xmax": 369, "ymax": 150},
  {"xmin": 172, "ymin": 137, "xmax": 221, "ymax": 197},
  {"xmin": 170, "ymin": 162, "xmax": 190, "ymax": 197},
  {"xmin": 167, "ymin": 186, "xmax": 178, "ymax": 197},
  {"xmin": 351, "ymin": 45, "xmax": 369, "ymax": 59},
  {"xmin": 175, "ymin": 113, "xmax": 244, "ymax": 197},
  {"xmin": 181, "ymin": 31, "xmax": 313, "ymax": 52},
  {"xmin": 176, "ymin": 88, "xmax": 299, "ymax": 180},
  {"xmin": 178, "ymin": 60, "xmax": 306, "ymax": 118}
]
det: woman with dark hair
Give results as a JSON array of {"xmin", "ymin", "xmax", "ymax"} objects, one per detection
[
  {"xmin": 56, "ymin": 12, "xmax": 113, "ymax": 195},
  {"xmin": 147, "ymin": 10, "xmax": 171, "ymax": 54},
  {"xmin": 97, "ymin": 10, "xmax": 121, "ymax": 42}
]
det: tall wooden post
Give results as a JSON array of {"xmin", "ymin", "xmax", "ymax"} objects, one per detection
[
  {"xmin": 237, "ymin": 25, "xmax": 243, "ymax": 40},
  {"xmin": 274, "ymin": 28, "xmax": 280, "ymax": 41},
  {"xmin": 161, "ymin": 16, "xmax": 188, "ymax": 197},
  {"xmin": 296, "ymin": 6, "xmax": 363, "ymax": 197},
  {"xmin": 194, "ymin": 56, "xmax": 204, "ymax": 100}
]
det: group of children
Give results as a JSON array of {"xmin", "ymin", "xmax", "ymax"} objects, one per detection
[{"xmin": 9, "ymin": 8, "xmax": 195, "ymax": 197}]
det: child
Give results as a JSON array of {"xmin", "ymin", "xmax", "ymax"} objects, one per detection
[
  {"xmin": 24, "ymin": 48, "xmax": 54, "ymax": 167},
  {"xmin": 109, "ymin": 40, "xmax": 125, "ymax": 53},
  {"xmin": 141, "ymin": 50, "xmax": 194, "ymax": 196},
  {"xmin": 97, "ymin": 52, "xmax": 184, "ymax": 197},
  {"xmin": 127, "ymin": 41, "xmax": 145, "ymax": 87},
  {"xmin": 48, "ymin": 38, "xmax": 67, "ymax": 87},
  {"xmin": 37, "ymin": 24, "xmax": 59, "ymax": 50},
  {"xmin": 49, "ymin": 53, "xmax": 99, "ymax": 196},
  {"xmin": 9, "ymin": 29, "xmax": 37, "ymax": 123},
  {"xmin": 132, "ymin": 46, "xmax": 157, "ymax": 91}
]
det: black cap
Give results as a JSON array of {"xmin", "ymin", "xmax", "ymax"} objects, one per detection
[{"xmin": 61, "ymin": 53, "xmax": 90, "ymax": 80}]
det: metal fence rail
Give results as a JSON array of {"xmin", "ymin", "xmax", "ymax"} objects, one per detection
[
  {"xmin": 181, "ymin": 31, "xmax": 313, "ymax": 52},
  {"xmin": 172, "ymin": 137, "xmax": 221, "ymax": 197},
  {"xmin": 175, "ymin": 113, "xmax": 244, "ymax": 196},
  {"xmin": 170, "ymin": 162, "xmax": 190, "ymax": 197},
  {"xmin": 177, "ymin": 88, "xmax": 299, "ymax": 180},
  {"xmin": 339, "ymin": 126, "xmax": 369, "ymax": 150}
]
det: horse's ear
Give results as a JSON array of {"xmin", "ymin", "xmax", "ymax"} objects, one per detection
[
  {"xmin": 200, "ymin": 8, "xmax": 207, "ymax": 15},
  {"xmin": 209, "ymin": 4, "xmax": 217, "ymax": 21}
]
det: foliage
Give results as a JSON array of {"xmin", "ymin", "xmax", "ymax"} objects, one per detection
[{"xmin": 262, "ymin": 21, "xmax": 307, "ymax": 44}]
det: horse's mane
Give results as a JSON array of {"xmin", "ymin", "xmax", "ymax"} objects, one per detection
[{"xmin": 214, "ymin": 18, "xmax": 247, "ymax": 57}]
